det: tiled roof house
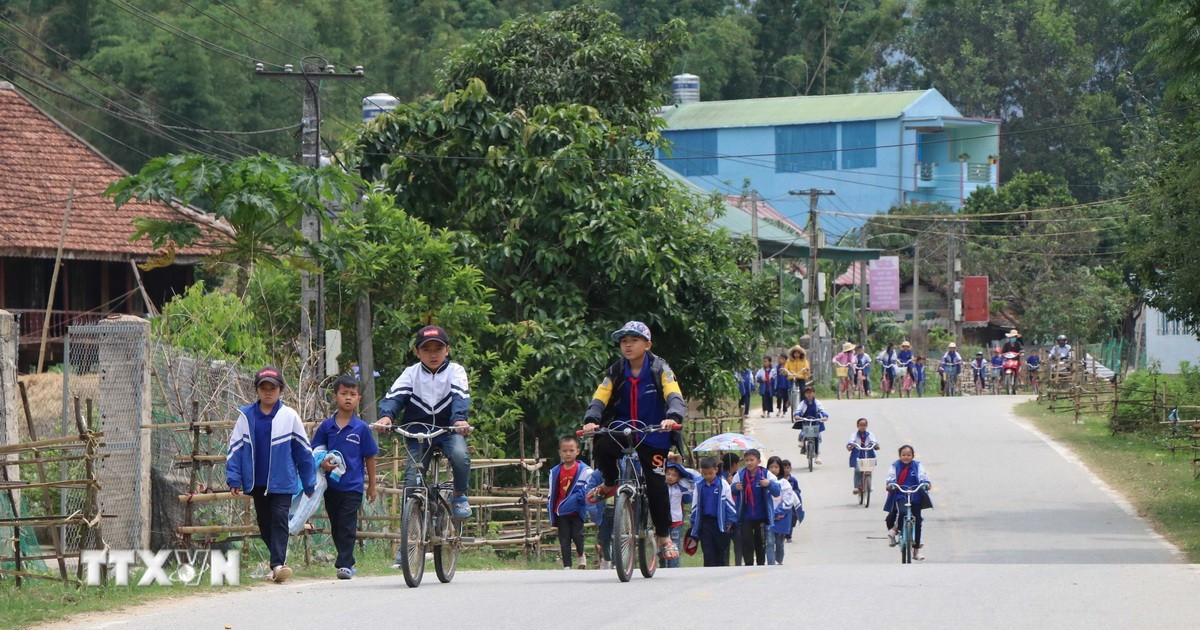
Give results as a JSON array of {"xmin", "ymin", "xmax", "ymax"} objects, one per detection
[{"xmin": 0, "ymin": 81, "xmax": 221, "ymax": 366}]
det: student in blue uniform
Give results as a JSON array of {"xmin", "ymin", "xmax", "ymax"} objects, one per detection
[
  {"xmin": 735, "ymin": 364, "xmax": 754, "ymax": 418},
  {"xmin": 884, "ymin": 445, "xmax": 933, "ymax": 561},
  {"xmin": 846, "ymin": 417, "xmax": 880, "ymax": 496},
  {"xmin": 773, "ymin": 354, "xmax": 791, "ymax": 417},
  {"xmin": 756, "ymin": 356, "xmax": 774, "ymax": 417},
  {"xmin": 688, "ymin": 457, "xmax": 737, "ymax": 567},
  {"xmin": 792, "ymin": 386, "xmax": 830, "ymax": 465}
]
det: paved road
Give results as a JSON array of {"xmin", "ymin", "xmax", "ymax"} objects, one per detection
[{"xmin": 49, "ymin": 396, "xmax": 1200, "ymax": 629}]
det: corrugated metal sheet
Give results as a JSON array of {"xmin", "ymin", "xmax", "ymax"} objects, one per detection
[{"xmin": 659, "ymin": 90, "xmax": 931, "ymax": 130}]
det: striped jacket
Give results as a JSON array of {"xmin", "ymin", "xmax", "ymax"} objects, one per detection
[
  {"xmin": 378, "ymin": 361, "xmax": 471, "ymax": 428},
  {"xmin": 226, "ymin": 401, "xmax": 316, "ymax": 495}
]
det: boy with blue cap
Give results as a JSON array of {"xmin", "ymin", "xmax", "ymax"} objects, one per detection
[{"xmin": 582, "ymin": 321, "xmax": 687, "ymax": 561}]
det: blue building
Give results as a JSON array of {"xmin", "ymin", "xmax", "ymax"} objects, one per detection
[{"xmin": 657, "ymin": 88, "xmax": 1000, "ymax": 223}]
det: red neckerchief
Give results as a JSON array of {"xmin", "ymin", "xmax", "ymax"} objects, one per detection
[
  {"xmin": 744, "ymin": 466, "xmax": 761, "ymax": 509},
  {"xmin": 897, "ymin": 462, "xmax": 911, "ymax": 486}
]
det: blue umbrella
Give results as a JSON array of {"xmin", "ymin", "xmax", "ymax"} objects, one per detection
[{"xmin": 693, "ymin": 432, "xmax": 766, "ymax": 453}]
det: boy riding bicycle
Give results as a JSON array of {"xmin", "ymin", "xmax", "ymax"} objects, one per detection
[
  {"xmin": 582, "ymin": 321, "xmax": 687, "ymax": 561},
  {"xmin": 376, "ymin": 326, "xmax": 473, "ymax": 521}
]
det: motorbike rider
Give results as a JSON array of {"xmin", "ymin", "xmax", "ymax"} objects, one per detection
[
  {"xmin": 1048, "ymin": 335, "xmax": 1073, "ymax": 369},
  {"xmin": 1001, "ymin": 329, "xmax": 1023, "ymax": 355}
]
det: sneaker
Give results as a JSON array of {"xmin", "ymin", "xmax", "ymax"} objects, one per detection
[
  {"xmin": 576, "ymin": 554, "xmax": 587, "ymax": 570},
  {"xmin": 272, "ymin": 565, "xmax": 292, "ymax": 583},
  {"xmin": 915, "ymin": 551, "xmax": 926, "ymax": 561},
  {"xmin": 451, "ymin": 495, "xmax": 472, "ymax": 521},
  {"xmin": 562, "ymin": 565, "xmax": 572, "ymax": 570},
  {"xmin": 815, "ymin": 459, "xmax": 822, "ymax": 465},
  {"xmin": 336, "ymin": 567, "xmax": 354, "ymax": 580},
  {"xmin": 887, "ymin": 530, "xmax": 899, "ymax": 547}
]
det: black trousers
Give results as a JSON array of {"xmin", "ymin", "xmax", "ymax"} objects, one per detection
[
  {"xmin": 324, "ymin": 489, "xmax": 363, "ymax": 569},
  {"xmin": 739, "ymin": 518, "xmax": 767, "ymax": 566},
  {"xmin": 887, "ymin": 505, "xmax": 925, "ymax": 547},
  {"xmin": 738, "ymin": 392, "xmax": 751, "ymax": 416},
  {"xmin": 250, "ymin": 487, "xmax": 291, "ymax": 568},
  {"xmin": 556, "ymin": 513, "xmax": 585, "ymax": 566},
  {"xmin": 592, "ymin": 437, "xmax": 672, "ymax": 537},
  {"xmin": 761, "ymin": 393, "xmax": 773, "ymax": 414},
  {"xmin": 698, "ymin": 516, "xmax": 730, "ymax": 567}
]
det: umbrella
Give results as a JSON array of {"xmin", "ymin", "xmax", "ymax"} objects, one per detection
[{"xmin": 693, "ymin": 432, "xmax": 766, "ymax": 453}]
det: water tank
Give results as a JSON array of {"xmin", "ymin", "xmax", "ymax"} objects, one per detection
[
  {"xmin": 671, "ymin": 74, "xmax": 700, "ymax": 105},
  {"xmin": 362, "ymin": 92, "xmax": 399, "ymax": 123}
]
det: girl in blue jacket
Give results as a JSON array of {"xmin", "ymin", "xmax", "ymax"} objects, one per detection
[
  {"xmin": 884, "ymin": 445, "xmax": 933, "ymax": 561},
  {"xmin": 735, "ymin": 365, "xmax": 754, "ymax": 418},
  {"xmin": 846, "ymin": 417, "xmax": 880, "ymax": 495}
]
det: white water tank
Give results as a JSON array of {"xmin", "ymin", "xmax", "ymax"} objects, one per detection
[
  {"xmin": 362, "ymin": 92, "xmax": 399, "ymax": 123},
  {"xmin": 671, "ymin": 74, "xmax": 700, "ymax": 105}
]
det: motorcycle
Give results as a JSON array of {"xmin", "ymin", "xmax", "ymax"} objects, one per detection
[{"xmin": 1001, "ymin": 352, "xmax": 1021, "ymax": 395}]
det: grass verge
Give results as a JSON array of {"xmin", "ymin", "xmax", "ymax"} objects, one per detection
[{"xmin": 1015, "ymin": 399, "xmax": 1200, "ymax": 562}]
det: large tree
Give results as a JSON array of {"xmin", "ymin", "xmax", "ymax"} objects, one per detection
[{"xmin": 352, "ymin": 7, "xmax": 775, "ymax": 418}]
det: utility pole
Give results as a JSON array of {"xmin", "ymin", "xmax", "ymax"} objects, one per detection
[
  {"xmin": 858, "ymin": 225, "xmax": 868, "ymax": 345},
  {"xmin": 790, "ymin": 188, "xmax": 835, "ymax": 382},
  {"xmin": 750, "ymin": 190, "xmax": 761, "ymax": 275},
  {"xmin": 945, "ymin": 220, "xmax": 959, "ymax": 343},
  {"xmin": 912, "ymin": 239, "xmax": 920, "ymax": 339},
  {"xmin": 255, "ymin": 61, "xmax": 364, "ymax": 382}
]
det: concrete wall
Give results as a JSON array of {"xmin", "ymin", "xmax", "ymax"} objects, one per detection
[{"xmin": 1145, "ymin": 305, "xmax": 1200, "ymax": 374}]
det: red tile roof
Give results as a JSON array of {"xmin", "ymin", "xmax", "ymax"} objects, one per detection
[{"xmin": 0, "ymin": 82, "xmax": 223, "ymax": 262}]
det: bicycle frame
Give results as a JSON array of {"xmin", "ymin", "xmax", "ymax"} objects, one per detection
[{"xmin": 890, "ymin": 483, "xmax": 928, "ymax": 564}]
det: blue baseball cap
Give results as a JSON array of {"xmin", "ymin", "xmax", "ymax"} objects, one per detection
[{"xmin": 611, "ymin": 321, "xmax": 652, "ymax": 343}]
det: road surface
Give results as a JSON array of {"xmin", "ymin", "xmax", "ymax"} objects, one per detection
[{"xmin": 45, "ymin": 395, "xmax": 1200, "ymax": 629}]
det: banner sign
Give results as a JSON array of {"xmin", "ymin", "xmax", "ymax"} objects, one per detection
[
  {"xmin": 868, "ymin": 256, "xmax": 900, "ymax": 311},
  {"xmin": 963, "ymin": 275, "xmax": 989, "ymax": 322}
]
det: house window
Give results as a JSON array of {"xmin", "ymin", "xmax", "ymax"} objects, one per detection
[
  {"xmin": 841, "ymin": 121, "xmax": 877, "ymax": 169},
  {"xmin": 659, "ymin": 130, "xmax": 718, "ymax": 176},
  {"xmin": 1159, "ymin": 311, "xmax": 1198, "ymax": 336},
  {"xmin": 776, "ymin": 123, "xmax": 836, "ymax": 172}
]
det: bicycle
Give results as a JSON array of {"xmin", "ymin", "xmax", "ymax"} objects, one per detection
[
  {"xmin": 577, "ymin": 422, "xmax": 680, "ymax": 583},
  {"xmin": 851, "ymin": 364, "xmax": 868, "ymax": 399},
  {"xmin": 888, "ymin": 482, "xmax": 929, "ymax": 564},
  {"xmin": 834, "ymin": 362, "xmax": 851, "ymax": 400},
  {"xmin": 942, "ymin": 363, "xmax": 961, "ymax": 397},
  {"xmin": 900, "ymin": 361, "xmax": 915, "ymax": 398},
  {"xmin": 374, "ymin": 422, "xmax": 470, "ymax": 588},
  {"xmin": 880, "ymin": 362, "xmax": 896, "ymax": 398},
  {"xmin": 851, "ymin": 442, "xmax": 878, "ymax": 508},
  {"xmin": 1027, "ymin": 366, "xmax": 1041, "ymax": 396},
  {"xmin": 794, "ymin": 418, "xmax": 824, "ymax": 472}
]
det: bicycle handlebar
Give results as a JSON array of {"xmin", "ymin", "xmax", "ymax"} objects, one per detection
[
  {"xmin": 370, "ymin": 422, "xmax": 472, "ymax": 440},
  {"xmin": 850, "ymin": 442, "xmax": 879, "ymax": 451},
  {"xmin": 576, "ymin": 421, "xmax": 682, "ymax": 437},
  {"xmin": 886, "ymin": 483, "xmax": 930, "ymax": 493}
]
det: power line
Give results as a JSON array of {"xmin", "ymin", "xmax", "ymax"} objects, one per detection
[
  {"xmin": 821, "ymin": 195, "xmax": 1137, "ymax": 220},
  {"xmin": 13, "ymin": 84, "xmax": 153, "ymax": 159}
]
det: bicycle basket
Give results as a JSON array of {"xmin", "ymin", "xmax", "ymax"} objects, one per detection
[
  {"xmin": 801, "ymin": 423, "xmax": 821, "ymax": 438},
  {"xmin": 834, "ymin": 366, "xmax": 849, "ymax": 378},
  {"xmin": 856, "ymin": 457, "xmax": 876, "ymax": 471}
]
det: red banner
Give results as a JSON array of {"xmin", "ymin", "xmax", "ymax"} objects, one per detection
[{"xmin": 963, "ymin": 276, "xmax": 989, "ymax": 323}]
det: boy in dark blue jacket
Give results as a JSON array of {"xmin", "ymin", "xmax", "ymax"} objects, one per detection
[
  {"xmin": 689, "ymin": 457, "xmax": 737, "ymax": 567},
  {"xmin": 731, "ymin": 448, "xmax": 780, "ymax": 566},
  {"xmin": 548, "ymin": 436, "xmax": 592, "ymax": 569},
  {"xmin": 735, "ymin": 365, "xmax": 753, "ymax": 418},
  {"xmin": 226, "ymin": 366, "xmax": 316, "ymax": 584}
]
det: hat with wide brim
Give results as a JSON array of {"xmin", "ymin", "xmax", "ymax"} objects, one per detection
[
  {"xmin": 1006, "ymin": 329, "xmax": 1020, "ymax": 338},
  {"xmin": 842, "ymin": 342, "xmax": 855, "ymax": 352},
  {"xmin": 900, "ymin": 341, "xmax": 911, "ymax": 348},
  {"xmin": 948, "ymin": 342, "xmax": 957, "ymax": 348}
]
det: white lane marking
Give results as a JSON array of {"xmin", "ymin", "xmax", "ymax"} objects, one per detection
[{"xmin": 1006, "ymin": 409, "xmax": 1185, "ymax": 561}]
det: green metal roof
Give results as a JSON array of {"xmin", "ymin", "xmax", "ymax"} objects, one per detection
[
  {"xmin": 655, "ymin": 164, "xmax": 880, "ymax": 262},
  {"xmin": 659, "ymin": 90, "xmax": 931, "ymax": 130}
]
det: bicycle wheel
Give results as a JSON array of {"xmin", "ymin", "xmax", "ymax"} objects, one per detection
[
  {"xmin": 636, "ymin": 497, "xmax": 658, "ymax": 579},
  {"xmin": 806, "ymin": 439, "xmax": 815, "ymax": 472},
  {"xmin": 862, "ymin": 472, "xmax": 872, "ymax": 508},
  {"xmin": 399, "ymin": 494, "xmax": 427, "ymax": 587},
  {"xmin": 611, "ymin": 491, "xmax": 636, "ymax": 582},
  {"xmin": 433, "ymin": 496, "xmax": 460, "ymax": 583},
  {"xmin": 901, "ymin": 520, "xmax": 915, "ymax": 564}
]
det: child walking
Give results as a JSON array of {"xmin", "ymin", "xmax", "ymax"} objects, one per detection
[
  {"xmin": 688, "ymin": 457, "xmax": 736, "ymax": 567},
  {"xmin": 226, "ymin": 366, "xmax": 316, "ymax": 584},
  {"xmin": 311, "ymin": 375, "xmax": 379, "ymax": 580},
  {"xmin": 765, "ymin": 456, "xmax": 799, "ymax": 565},
  {"xmin": 736, "ymin": 364, "xmax": 754, "ymax": 418},
  {"xmin": 664, "ymin": 462, "xmax": 697, "ymax": 568},
  {"xmin": 548, "ymin": 436, "xmax": 592, "ymax": 569},
  {"xmin": 773, "ymin": 354, "xmax": 791, "ymax": 416},
  {"xmin": 731, "ymin": 449, "xmax": 780, "ymax": 566},
  {"xmin": 756, "ymin": 356, "xmax": 774, "ymax": 417}
]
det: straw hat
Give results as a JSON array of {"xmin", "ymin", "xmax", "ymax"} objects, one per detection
[
  {"xmin": 1005, "ymin": 329, "xmax": 1020, "ymax": 338},
  {"xmin": 900, "ymin": 340, "xmax": 911, "ymax": 348},
  {"xmin": 842, "ymin": 342, "xmax": 854, "ymax": 352},
  {"xmin": 948, "ymin": 342, "xmax": 957, "ymax": 349}
]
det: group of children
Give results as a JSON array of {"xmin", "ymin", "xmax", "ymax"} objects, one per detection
[
  {"xmin": 226, "ymin": 325, "xmax": 471, "ymax": 583},
  {"xmin": 737, "ymin": 345, "xmax": 812, "ymax": 417},
  {"xmin": 546, "ymin": 444, "xmax": 806, "ymax": 569}
]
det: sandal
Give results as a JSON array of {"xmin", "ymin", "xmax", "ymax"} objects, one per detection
[
  {"xmin": 660, "ymin": 540, "xmax": 680, "ymax": 560},
  {"xmin": 586, "ymin": 485, "xmax": 615, "ymax": 504}
]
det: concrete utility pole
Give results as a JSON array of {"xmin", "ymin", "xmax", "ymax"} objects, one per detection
[
  {"xmin": 859, "ymin": 225, "xmax": 868, "ymax": 344},
  {"xmin": 945, "ymin": 220, "xmax": 961, "ymax": 343},
  {"xmin": 790, "ymin": 188, "xmax": 835, "ymax": 382},
  {"xmin": 254, "ymin": 62, "xmax": 363, "ymax": 381},
  {"xmin": 912, "ymin": 239, "xmax": 920, "ymax": 338}
]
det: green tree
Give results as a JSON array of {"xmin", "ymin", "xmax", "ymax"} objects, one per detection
[
  {"xmin": 108, "ymin": 153, "xmax": 360, "ymax": 294},
  {"xmin": 352, "ymin": 7, "xmax": 776, "ymax": 420}
]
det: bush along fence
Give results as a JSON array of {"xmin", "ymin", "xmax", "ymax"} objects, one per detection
[{"xmin": 1041, "ymin": 361, "xmax": 1200, "ymax": 479}]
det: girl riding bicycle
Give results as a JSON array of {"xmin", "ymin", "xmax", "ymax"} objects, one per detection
[
  {"xmin": 884, "ymin": 445, "xmax": 933, "ymax": 562},
  {"xmin": 846, "ymin": 418, "xmax": 880, "ymax": 496}
]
